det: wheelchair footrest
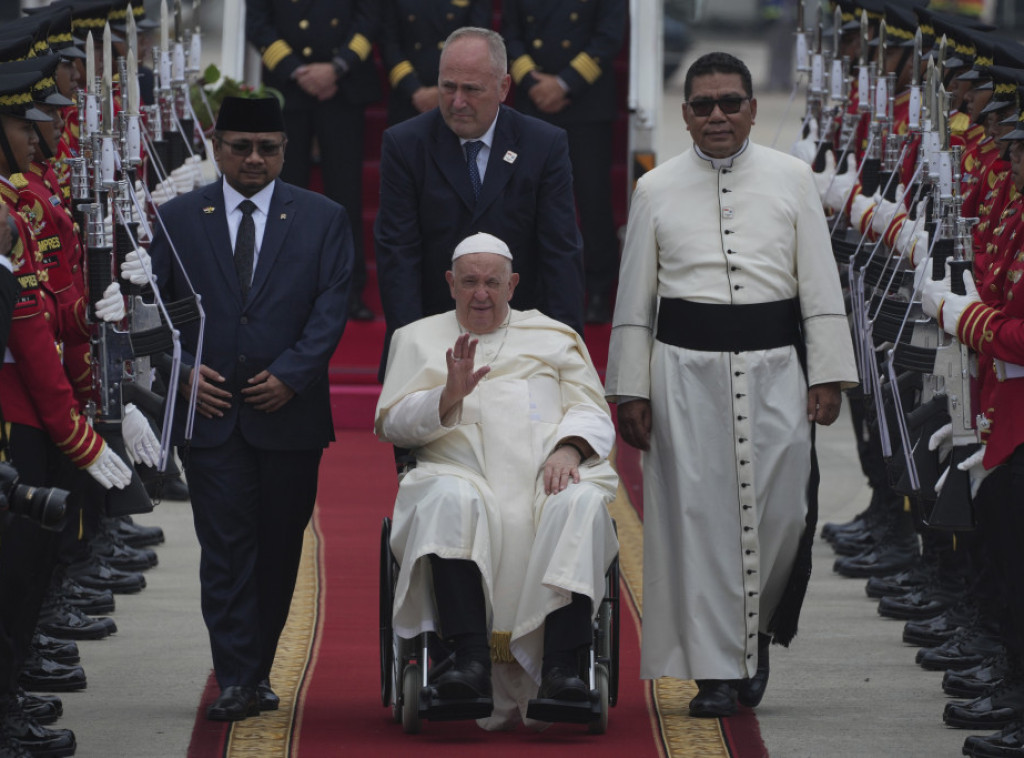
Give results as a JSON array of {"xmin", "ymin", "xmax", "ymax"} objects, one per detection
[
  {"xmin": 419, "ymin": 687, "xmax": 493, "ymax": 721},
  {"xmin": 526, "ymin": 693, "xmax": 601, "ymax": 724}
]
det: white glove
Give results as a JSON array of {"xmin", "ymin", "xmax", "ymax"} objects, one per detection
[
  {"xmin": 823, "ymin": 154, "xmax": 859, "ymax": 213},
  {"xmin": 171, "ymin": 163, "xmax": 196, "ymax": 194},
  {"xmin": 928, "ymin": 422, "xmax": 953, "ymax": 461},
  {"xmin": 870, "ymin": 186, "xmax": 906, "ymax": 238},
  {"xmin": 152, "ymin": 178, "xmax": 176, "ymax": 205},
  {"xmin": 121, "ymin": 403, "xmax": 160, "ymax": 468},
  {"xmin": 958, "ymin": 446, "xmax": 990, "ymax": 499},
  {"xmin": 895, "ymin": 200, "xmax": 929, "ymax": 261},
  {"xmin": 791, "ymin": 119, "xmax": 819, "ymax": 166},
  {"xmin": 85, "ymin": 445, "xmax": 133, "ymax": 490},
  {"xmin": 121, "ymin": 248, "xmax": 153, "ymax": 286},
  {"xmin": 922, "ymin": 266, "xmax": 980, "ymax": 334},
  {"xmin": 849, "ymin": 191, "xmax": 878, "ymax": 234},
  {"xmin": 93, "ymin": 281, "xmax": 126, "ymax": 322},
  {"xmin": 934, "ymin": 446, "xmax": 990, "ymax": 499}
]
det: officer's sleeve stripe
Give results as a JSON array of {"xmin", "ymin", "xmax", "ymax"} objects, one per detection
[
  {"xmin": 348, "ymin": 33, "xmax": 372, "ymax": 61},
  {"xmin": 263, "ymin": 40, "xmax": 293, "ymax": 71},
  {"xmin": 511, "ymin": 55, "xmax": 538, "ymax": 85},
  {"xmin": 570, "ymin": 52, "xmax": 602, "ymax": 84},
  {"xmin": 389, "ymin": 60, "xmax": 415, "ymax": 89}
]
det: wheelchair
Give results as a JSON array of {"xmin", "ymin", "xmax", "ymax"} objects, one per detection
[{"xmin": 379, "ymin": 516, "xmax": 620, "ymax": 734}]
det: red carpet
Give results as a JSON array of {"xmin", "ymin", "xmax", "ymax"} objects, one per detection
[{"xmin": 187, "ymin": 423, "xmax": 768, "ymax": 758}]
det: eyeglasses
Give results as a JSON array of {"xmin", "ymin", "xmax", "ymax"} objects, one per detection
[
  {"xmin": 686, "ymin": 96, "xmax": 750, "ymax": 117},
  {"xmin": 220, "ymin": 139, "xmax": 286, "ymax": 157}
]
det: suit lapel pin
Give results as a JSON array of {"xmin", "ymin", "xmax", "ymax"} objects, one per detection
[
  {"xmin": 203, "ymin": 206, "xmax": 215, "ymax": 214},
  {"xmin": 280, "ymin": 213, "xmax": 287, "ymax": 220},
  {"xmin": 503, "ymin": 151, "xmax": 517, "ymax": 164}
]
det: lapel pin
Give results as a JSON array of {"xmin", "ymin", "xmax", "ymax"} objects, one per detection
[
  {"xmin": 504, "ymin": 150, "xmax": 517, "ymax": 164},
  {"xmin": 280, "ymin": 213, "xmax": 287, "ymax": 220},
  {"xmin": 203, "ymin": 206, "xmax": 215, "ymax": 214}
]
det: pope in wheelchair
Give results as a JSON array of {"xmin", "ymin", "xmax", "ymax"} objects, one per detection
[{"xmin": 375, "ymin": 233, "xmax": 620, "ymax": 730}]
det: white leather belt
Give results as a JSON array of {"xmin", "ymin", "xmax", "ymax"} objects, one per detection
[{"xmin": 993, "ymin": 359, "xmax": 1024, "ymax": 381}]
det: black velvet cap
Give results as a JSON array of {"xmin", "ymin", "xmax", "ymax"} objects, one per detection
[{"xmin": 214, "ymin": 97, "xmax": 285, "ymax": 133}]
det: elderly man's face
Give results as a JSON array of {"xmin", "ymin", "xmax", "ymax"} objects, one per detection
[
  {"xmin": 438, "ymin": 36, "xmax": 510, "ymax": 140},
  {"xmin": 213, "ymin": 130, "xmax": 287, "ymax": 196},
  {"xmin": 445, "ymin": 252, "xmax": 519, "ymax": 334},
  {"xmin": 682, "ymin": 72, "xmax": 757, "ymax": 159}
]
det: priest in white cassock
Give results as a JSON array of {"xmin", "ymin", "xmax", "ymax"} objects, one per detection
[
  {"xmin": 375, "ymin": 232, "xmax": 619, "ymax": 730},
  {"xmin": 605, "ymin": 52, "xmax": 858, "ymax": 719}
]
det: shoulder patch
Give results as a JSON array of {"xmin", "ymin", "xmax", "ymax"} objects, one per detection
[{"xmin": 10, "ymin": 173, "xmax": 29, "ymax": 190}]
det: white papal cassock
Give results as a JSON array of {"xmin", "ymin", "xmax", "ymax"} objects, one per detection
[
  {"xmin": 375, "ymin": 309, "xmax": 619, "ymax": 728},
  {"xmin": 605, "ymin": 141, "xmax": 858, "ymax": 681}
]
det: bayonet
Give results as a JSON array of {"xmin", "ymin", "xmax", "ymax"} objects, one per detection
[{"xmin": 909, "ymin": 29, "xmax": 922, "ymax": 130}]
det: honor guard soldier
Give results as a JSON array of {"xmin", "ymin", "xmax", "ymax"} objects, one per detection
[
  {"xmin": 246, "ymin": 0, "xmax": 380, "ymax": 322},
  {"xmin": 503, "ymin": 0, "xmax": 626, "ymax": 324},
  {"xmin": 0, "ymin": 67, "xmax": 130, "ymax": 758},
  {"xmin": 382, "ymin": 0, "xmax": 492, "ymax": 126}
]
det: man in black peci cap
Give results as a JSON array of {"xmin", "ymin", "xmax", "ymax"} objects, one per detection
[{"xmin": 148, "ymin": 96, "xmax": 354, "ymax": 721}]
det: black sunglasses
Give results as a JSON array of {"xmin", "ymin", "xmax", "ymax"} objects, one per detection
[
  {"xmin": 686, "ymin": 96, "xmax": 750, "ymax": 117},
  {"xmin": 220, "ymin": 138, "xmax": 286, "ymax": 157}
]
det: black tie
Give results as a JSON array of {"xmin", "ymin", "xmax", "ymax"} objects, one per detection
[
  {"xmin": 235, "ymin": 199, "xmax": 256, "ymax": 301},
  {"xmin": 465, "ymin": 140, "xmax": 483, "ymax": 199}
]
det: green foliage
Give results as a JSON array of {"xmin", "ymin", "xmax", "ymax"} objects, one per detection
[{"xmin": 189, "ymin": 64, "xmax": 284, "ymax": 132}]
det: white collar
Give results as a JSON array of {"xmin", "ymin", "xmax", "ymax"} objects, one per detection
[
  {"xmin": 693, "ymin": 139, "xmax": 749, "ymax": 169},
  {"xmin": 222, "ymin": 178, "xmax": 276, "ymax": 216}
]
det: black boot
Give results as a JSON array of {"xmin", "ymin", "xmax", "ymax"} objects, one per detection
[
  {"xmin": 538, "ymin": 594, "xmax": 591, "ymax": 702},
  {"xmin": 429, "ymin": 556, "xmax": 492, "ymax": 700}
]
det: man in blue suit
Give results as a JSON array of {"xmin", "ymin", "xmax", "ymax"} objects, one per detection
[
  {"xmin": 374, "ymin": 26, "xmax": 584, "ymax": 378},
  {"xmin": 148, "ymin": 97, "xmax": 353, "ymax": 722}
]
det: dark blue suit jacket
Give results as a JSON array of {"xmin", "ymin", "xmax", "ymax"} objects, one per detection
[
  {"xmin": 149, "ymin": 178, "xmax": 353, "ymax": 451},
  {"xmin": 374, "ymin": 104, "xmax": 584, "ymax": 365}
]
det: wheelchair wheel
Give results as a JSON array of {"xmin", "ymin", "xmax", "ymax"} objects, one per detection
[
  {"xmin": 595, "ymin": 554, "xmax": 620, "ymax": 708},
  {"xmin": 401, "ymin": 663, "xmax": 422, "ymax": 734},
  {"xmin": 588, "ymin": 663, "xmax": 610, "ymax": 734},
  {"xmin": 380, "ymin": 518, "xmax": 398, "ymax": 709}
]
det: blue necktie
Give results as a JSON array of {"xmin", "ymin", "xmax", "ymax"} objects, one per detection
[
  {"xmin": 465, "ymin": 140, "xmax": 482, "ymax": 199},
  {"xmin": 235, "ymin": 199, "xmax": 256, "ymax": 301}
]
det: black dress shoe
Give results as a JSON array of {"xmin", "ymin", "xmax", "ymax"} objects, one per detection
[
  {"xmin": 689, "ymin": 680, "xmax": 737, "ymax": 718},
  {"xmin": 433, "ymin": 659, "xmax": 491, "ymax": 700},
  {"xmin": 878, "ymin": 581, "xmax": 964, "ymax": 620},
  {"xmin": 917, "ymin": 628, "xmax": 1004, "ymax": 671},
  {"xmin": 66, "ymin": 556, "xmax": 145, "ymax": 594},
  {"xmin": 903, "ymin": 602, "xmax": 976, "ymax": 647},
  {"xmin": 53, "ymin": 573, "xmax": 115, "ymax": 616},
  {"xmin": 865, "ymin": 564, "xmax": 934, "ymax": 599},
  {"xmin": 89, "ymin": 531, "xmax": 158, "ymax": 572},
  {"xmin": 31, "ymin": 635, "xmax": 79, "ymax": 665},
  {"xmin": 963, "ymin": 720, "xmax": 1024, "ymax": 757},
  {"xmin": 946, "ymin": 655, "xmax": 1009, "ymax": 699},
  {"xmin": 16, "ymin": 690, "xmax": 62, "ymax": 726},
  {"xmin": 944, "ymin": 680, "xmax": 1024, "ymax": 730},
  {"xmin": 145, "ymin": 476, "xmax": 190, "ymax": 501},
  {"xmin": 37, "ymin": 599, "xmax": 116, "ymax": 641},
  {"xmin": 1, "ymin": 701, "xmax": 75, "ymax": 758},
  {"xmin": 257, "ymin": 680, "xmax": 279, "ymax": 711},
  {"xmin": 206, "ymin": 686, "xmax": 259, "ymax": 722},
  {"xmin": 18, "ymin": 651, "xmax": 86, "ymax": 692},
  {"xmin": 0, "ymin": 732, "xmax": 31, "ymax": 758},
  {"xmin": 348, "ymin": 298, "xmax": 374, "ymax": 322},
  {"xmin": 103, "ymin": 516, "xmax": 165, "ymax": 547},
  {"xmin": 833, "ymin": 537, "xmax": 919, "ymax": 578},
  {"xmin": 736, "ymin": 634, "xmax": 770, "ymax": 708},
  {"xmin": 537, "ymin": 667, "xmax": 589, "ymax": 702}
]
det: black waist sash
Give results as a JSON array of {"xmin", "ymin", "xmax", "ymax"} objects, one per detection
[{"xmin": 656, "ymin": 298, "xmax": 802, "ymax": 352}]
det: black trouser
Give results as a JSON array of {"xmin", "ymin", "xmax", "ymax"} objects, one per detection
[
  {"xmin": 280, "ymin": 96, "xmax": 367, "ymax": 297},
  {"xmin": 565, "ymin": 121, "xmax": 620, "ymax": 301},
  {"xmin": 0, "ymin": 424, "xmax": 72, "ymax": 700},
  {"xmin": 183, "ymin": 430, "xmax": 322, "ymax": 688},
  {"xmin": 998, "ymin": 447, "xmax": 1024, "ymax": 662}
]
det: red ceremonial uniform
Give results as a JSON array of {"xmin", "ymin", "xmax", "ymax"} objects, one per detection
[
  {"xmin": 0, "ymin": 176, "xmax": 105, "ymax": 470},
  {"xmin": 16, "ymin": 163, "xmax": 92, "ymax": 399}
]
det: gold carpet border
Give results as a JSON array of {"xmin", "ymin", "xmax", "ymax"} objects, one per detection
[
  {"xmin": 224, "ymin": 510, "xmax": 323, "ymax": 757},
  {"xmin": 607, "ymin": 448, "xmax": 729, "ymax": 758}
]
